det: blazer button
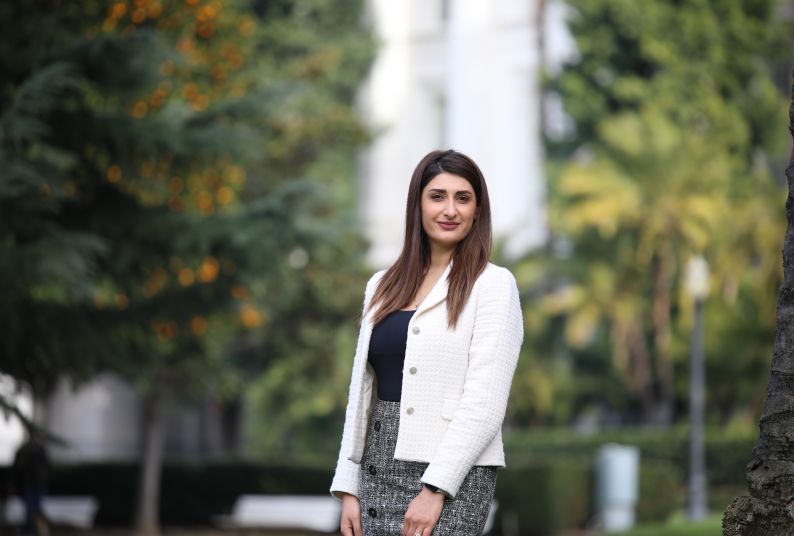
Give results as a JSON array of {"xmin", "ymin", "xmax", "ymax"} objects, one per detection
[
  {"xmin": 412, "ymin": 326, "xmax": 420, "ymax": 335},
  {"xmin": 368, "ymin": 507, "xmax": 377, "ymax": 517},
  {"xmin": 406, "ymin": 407, "xmax": 414, "ymax": 415},
  {"xmin": 369, "ymin": 465, "xmax": 376, "ymax": 475},
  {"xmin": 373, "ymin": 420, "xmax": 381, "ymax": 431},
  {"xmin": 409, "ymin": 366, "xmax": 417, "ymax": 374}
]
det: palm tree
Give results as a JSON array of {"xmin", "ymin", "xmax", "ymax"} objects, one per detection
[
  {"xmin": 722, "ymin": 77, "xmax": 794, "ymax": 535},
  {"xmin": 546, "ymin": 106, "xmax": 766, "ymax": 424}
]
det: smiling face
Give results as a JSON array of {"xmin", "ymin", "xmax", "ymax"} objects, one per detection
[{"xmin": 420, "ymin": 172, "xmax": 478, "ymax": 252}]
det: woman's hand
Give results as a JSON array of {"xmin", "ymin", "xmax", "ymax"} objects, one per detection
[
  {"xmin": 401, "ymin": 486, "xmax": 445, "ymax": 536},
  {"xmin": 340, "ymin": 493, "xmax": 362, "ymax": 536}
]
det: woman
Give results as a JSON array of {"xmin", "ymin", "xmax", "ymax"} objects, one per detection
[{"xmin": 330, "ymin": 149, "xmax": 523, "ymax": 536}]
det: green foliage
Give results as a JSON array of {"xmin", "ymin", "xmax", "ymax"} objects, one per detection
[
  {"xmin": 504, "ymin": 426, "xmax": 755, "ymax": 488},
  {"xmin": 491, "ymin": 456, "xmax": 689, "ymax": 533},
  {"xmin": 0, "ymin": 1, "xmax": 359, "ymax": 531},
  {"xmin": 498, "ymin": 426, "xmax": 754, "ymax": 531},
  {"xmin": 520, "ymin": 0, "xmax": 793, "ymax": 425},
  {"xmin": 494, "ymin": 459, "xmax": 592, "ymax": 535},
  {"xmin": 551, "ymin": 0, "xmax": 790, "ymax": 157},
  {"xmin": 229, "ymin": 0, "xmax": 375, "ymax": 459},
  {"xmin": 2, "ymin": 0, "xmax": 256, "ymax": 393},
  {"xmin": 0, "ymin": 0, "xmax": 374, "ymax": 464},
  {"xmin": 637, "ymin": 460, "xmax": 682, "ymax": 523}
]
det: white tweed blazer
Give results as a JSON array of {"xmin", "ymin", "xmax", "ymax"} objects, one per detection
[{"xmin": 330, "ymin": 261, "xmax": 523, "ymax": 500}]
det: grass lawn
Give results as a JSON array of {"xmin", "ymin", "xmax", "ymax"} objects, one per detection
[{"xmin": 614, "ymin": 515, "xmax": 722, "ymax": 536}]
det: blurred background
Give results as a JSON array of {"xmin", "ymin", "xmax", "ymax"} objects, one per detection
[{"xmin": 1, "ymin": 0, "xmax": 792, "ymax": 535}]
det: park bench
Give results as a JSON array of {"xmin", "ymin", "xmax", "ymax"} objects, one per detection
[
  {"xmin": 214, "ymin": 495, "xmax": 341, "ymax": 532},
  {"xmin": 3, "ymin": 496, "xmax": 99, "ymax": 529},
  {"xmin": 215, "ymin": 494, "xmax": 498, "ymax": 533}
]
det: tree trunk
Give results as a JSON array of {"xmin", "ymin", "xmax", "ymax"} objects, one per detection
[
  {"xmin": 651, "ymin": 251, "xmax": 675, "ymax": 426},
  {"xmin": 135, "ymin": 382, "xmax": 166, "ymax": 536},
  {"xmin": 723, "ymin": 73, "xmax": 794, "ymax": 535}
]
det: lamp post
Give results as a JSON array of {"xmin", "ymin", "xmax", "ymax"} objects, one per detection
[{"xmin": 685, "ymin": 255, "xmax": 709, "ymax": 520}]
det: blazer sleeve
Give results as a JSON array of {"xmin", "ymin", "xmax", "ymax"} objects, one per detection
[
  {"xmin": 329, "ymin": 270, "xmax": 383, "ymax": 500},
  {"xmin": 420, "ymin": 267, "xmax": 523, "ymax": 498}
]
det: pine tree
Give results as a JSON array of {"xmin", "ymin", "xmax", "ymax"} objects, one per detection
[{"xmin": 0, "ymin": 0, "xmax": 372, "ymax": 533}]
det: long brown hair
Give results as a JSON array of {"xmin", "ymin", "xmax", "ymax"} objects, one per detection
[{"xmin": 368, "ymin": 149, "xmax": 492, "ymax": 328}]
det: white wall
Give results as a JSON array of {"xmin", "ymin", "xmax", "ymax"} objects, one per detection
[
  {"xmin": 0, "ymin": 375, "xmax": 33, "ymax": 465},
  {"xmin": 44, "ymin": 373, "xmax": 142, "ymax": 462},
  {"xmin": 42, "ymin": 373, "xmax": 226, "ymax": 463}
]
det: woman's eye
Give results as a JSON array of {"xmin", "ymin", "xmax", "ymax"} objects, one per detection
[
  {"xmin": 457, "ymin": 195, "xmax": 471, "ymax": 203},
  {"xmin": 431, "ymin": 194, "xmax": 444, "ymax": 200}
]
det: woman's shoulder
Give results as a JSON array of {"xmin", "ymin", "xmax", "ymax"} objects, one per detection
[
  {"xmin": 362, "ymin": 269, "xmax": 388, "ymax": 301},
  {"xmin": 472, "ymin": 263, "xmax": 521, "ymax": 313},
  {"xmin": 477, "ymin": 262, "xmax": 518, "ymax": 287},
  {"xmin": 366, "ymin": 269, "xmax": 388, "ymax": 289}
]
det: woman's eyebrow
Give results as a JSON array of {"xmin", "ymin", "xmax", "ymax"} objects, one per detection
[{"xmin": 428, "ymin": 188, "xmax": 473, "ymax": 195}]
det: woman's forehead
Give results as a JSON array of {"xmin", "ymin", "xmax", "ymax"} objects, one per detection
[{"xmin": 424, "ymin": 172, "xmax": 473, "ymax": 192}]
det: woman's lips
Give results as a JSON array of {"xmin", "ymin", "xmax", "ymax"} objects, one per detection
[{"xmin": 438, "ymin": 222, "xmax": 460, "ymax": 230}]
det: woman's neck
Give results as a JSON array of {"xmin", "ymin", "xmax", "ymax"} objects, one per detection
[{"xmin": 428, "ymin": 243, "xmax": 454, "ymax": 270}]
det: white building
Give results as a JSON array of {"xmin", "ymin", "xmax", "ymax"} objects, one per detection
[{"xmin": 359, "ymin": 0, "xmax": 574, "ymax": 266}]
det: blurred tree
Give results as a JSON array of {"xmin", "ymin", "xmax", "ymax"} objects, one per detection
[
  {"xmin": 0, "ymin": 0, "xmax": 371, "ymax": 533},
  {"xmin": 722, "ymin": 75, "xmax": 794, "ymax": 536},
  {"xmin": 519, "ymin": 0, "xmax": 792, "ymax": 425},
  {"xmin": 237, "ymin": 0, "xmax": 375, "ymax": 463}
]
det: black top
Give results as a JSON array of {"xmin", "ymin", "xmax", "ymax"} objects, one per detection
[{"xmin": 367, "ymin": 309, "xmax": 415, "ymax": 401}]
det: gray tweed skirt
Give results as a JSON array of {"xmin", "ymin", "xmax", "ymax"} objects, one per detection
[{"xmin": 358, "ymin": 398, "xmax": 497, "ymax": 535}]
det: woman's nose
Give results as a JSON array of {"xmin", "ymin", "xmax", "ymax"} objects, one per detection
[{"xmin": 443, "ymin": 199, "xmax": 456, "ymax": 217}]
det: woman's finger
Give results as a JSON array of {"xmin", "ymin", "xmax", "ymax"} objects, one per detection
[
  {"xmin": 403, "ymin": 520, "xmax": 426, "ymax": 536},
  {"xmin": 340, "ymin": 519, "xmax": 352, "ymax": 536},
  {"xmin": 408, "ymin": 524, "xmax": 427, "ymax": 536}
]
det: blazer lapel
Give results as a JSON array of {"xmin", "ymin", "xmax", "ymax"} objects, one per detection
[{"xmin": 413, "ymin": 261, "xmax": 453, "ymax": 319}]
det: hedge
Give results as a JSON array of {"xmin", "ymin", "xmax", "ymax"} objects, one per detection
[
  {"xmin": 492, "ymin": 458, "xmax": 592, "ymax": 535},
  {"xmin": 0, "ymin": 427, "xmax": 754, "ymax": 531},
  {"xmin": 0, "ymin": 462, "xmax": 334, "ymax": 526},
  {"xmin": 503, "ymin": 426, "xmax": 755, "ymax": 486}
]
